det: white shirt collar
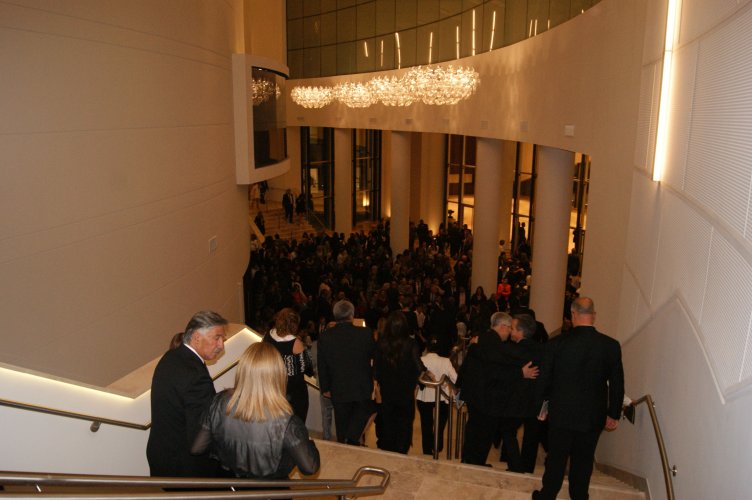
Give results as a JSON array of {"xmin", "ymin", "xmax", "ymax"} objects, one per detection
[{"xmin": 184, "ymin": 343, "xmax": 205, "ymax": 364}]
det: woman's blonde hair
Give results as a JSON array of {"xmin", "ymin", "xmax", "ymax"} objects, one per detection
[{"xmin": 226, "ymin": 342, "xmax": 291, "ymax": 422}]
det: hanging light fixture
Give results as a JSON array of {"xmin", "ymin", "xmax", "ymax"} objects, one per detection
[
  {"xmin": 251, "ymin": 78, "xmax": 279, "ymax": 106},
  {"xmin": 403, "ymin": 65, "xmax": 480, "ymax": 105},
  {"xmin": 333, "ymin": 82, "xmax": 375, "ymax": 108},
  {"xmin": 368, "ymin": 76, "xmax": 416, "ymax": 107},
  {"xmin": 290, "ymin": 85, "xmax": 334, "ymax": 108}
]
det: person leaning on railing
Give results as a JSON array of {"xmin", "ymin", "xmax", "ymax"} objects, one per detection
[{"xmin": 191, "ymin": 342, "xmax": 320, "ymax": 479}]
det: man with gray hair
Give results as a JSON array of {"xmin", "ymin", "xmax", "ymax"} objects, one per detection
[
  {"xmin": 147, "ymin": 311, "xmax": 228, "ymax": 477},
  {"xmin": 459, "ymin": 312, "xmax": 539, "ymax": 465},
  {"xmin": 317, "ymin": 300, "xmax": 376, "ymax": 445}
]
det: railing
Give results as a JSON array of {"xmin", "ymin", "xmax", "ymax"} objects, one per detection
[
  {"xmin": 417, "ymin": 373, "xmax": 459, "ymax": 460},
  {"xmin": 0, "ymin": 466, "xmax": 390, "ymax": 499},
  {"xmin": 628, "ymin": 394, "xmax": 677, "ymax": 500},
  {"xmin": 0, "ymin": 359, "xmax": 241, "ymax": 433}
]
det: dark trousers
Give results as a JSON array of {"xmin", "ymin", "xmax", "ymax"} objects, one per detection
[
  {"xmin": 461, "ymin": 405, "xmax": 498, "ymax": 465},
  {"xmin": 536, "ymin": 426, "xmax": 602, "ymax": 500},
  {"xmin": 520, "ymin": 416, "xmax": 543, "ymax": 472},
  {"xmin": 498, "ymin": 417, "xmax": 523, "ymax": 471},
  {"xmin": 332, "ymin": 399, "xmax": 375, "ymax": 445},
  {"xmin": 417, "ymin": 400, "xmax": 449, "ymax": 455},
  {"xmin": 378, "ymin": 399, "xmax": 415, "ymax": 454}
]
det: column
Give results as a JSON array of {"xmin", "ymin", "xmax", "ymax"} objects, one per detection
[
  {"xmin": 471, "ymin": 137, "xmax": 505, "ymax": 296},
  {"xmin": 419, "ymin": 133, "xmax": 446, "ymax": 234},
  {"xmin": 334, "ymin": 128, "xmax": 352, "ymax": 235},
  {"xmin": 498, "ymin": 140, "xmax": 517, "ymax": 251},
  {"xmin": 529, "ymin": 146, "xmax": 574, "ymax": 332},
  {"xmin": 389, "ymin": 131, "xmax": 411, "ymax": 254}
]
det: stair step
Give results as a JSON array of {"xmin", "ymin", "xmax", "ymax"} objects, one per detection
[{"xmin": 294, "ymin": 441, "xmax": 645, "ymax": 499}]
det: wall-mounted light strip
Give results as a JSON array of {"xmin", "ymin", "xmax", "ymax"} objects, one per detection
[
  {"xmin": 653, "ymin": 0, "xmax": 683, "ymax": 182},
  {"xmin": 490, "ymin": 11, "xmax": 497, "ymax": 50},
  {"xmin": 455, "ymin": 25, "xmax": 460, "ymax": 59},
  {"xmin": 472, "ymin": 9, "xmax": 476, "ymax": 56},
  {"xmin": 395, "ymin": 32, "xmax": 401, "ymax": 69},
  {"xmin": 429, "ymin": 31, "xmax": 434, "ymax": 64}
]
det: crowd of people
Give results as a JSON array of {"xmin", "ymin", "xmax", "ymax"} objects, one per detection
[{"xmin": 147, "ymin": 219, "xmax": 624, "ymax": 500}]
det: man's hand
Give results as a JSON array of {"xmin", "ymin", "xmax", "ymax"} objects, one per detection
[
  {"xmin": 323, "ymin": 391, "xmax": 332, "ymax": 398},
  {"xmin": 522, "ymin": 361, "xmax": 539, "ymax": 379},
  {"xmin": 605, "ymin": 416, "xmax": 619, "ymax": 431}
]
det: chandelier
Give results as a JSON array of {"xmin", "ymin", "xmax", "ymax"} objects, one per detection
[
  {"xmin": 404, "ymin": 65, "xmax": 480, "ymax": 105},
  {"xmin": 333, "ymin": 82, "xmax": 376, "ymax": 108},
  {"xmin": 290, "ymin": 64, "xmax": 480, "ymax": 109},
  {"xmin": 368, "ymin": 76, "xmax": 417, "ymax": 107},
  {"xmin": 290, "ymin": 86, "xmax": 334, "ymax": 108},
  {"xmin": 251, "ymin": 78, "xmax": 280, "ymax": 106}
]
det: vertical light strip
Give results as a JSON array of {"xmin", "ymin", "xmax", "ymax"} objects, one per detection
[
  {"xmin": 380, "ymin": 40, "xmax": 384, "ymax": 67},
  {"xmin": 490, "ymin": 11, "xmax": 497, "ymax": 51},
  {"xmin": 653, "ymin": 0, "xmax": 682, "ymax": 182},
  {"xmin": 363, "ymin": 41, "xmax": 369, "ymax": 58},
  {"xmin": 472, "ymin": 9, "xmax": 476, "ymax": 56},
  {"xmin": 534, "ymin": 19, "xmax": 538, "ymax": 36},
  {"xmin": 528, "ymin": 19, "xmax": 533, "ymax": 37},
  {"xmin": 429, "ymin": 31, "xmax": 434, "ymax": 63},
  {"xmin": 395, "ymin": 32, "xmax": 401, "ymax": 69},
  {"xmin": 456, "ymin": 25, "xmax": 460, "ymax": 59}
]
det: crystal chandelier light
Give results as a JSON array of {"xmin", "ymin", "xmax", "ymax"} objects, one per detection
[
  {"xmin": 289, "ymin": 64, "xmax": 480, "ymax": 109},
  {"xmin": 290, "ymin": 86, "xmax": 334, "ymax": 108},
  {"xmin": 251, "ymin": 78, "xmax": 279, "ymax": 106},
  {"xmin": 333, "ymin": 82, "xmax": 376, "ymax": 108},
  {"xmin": 368, "ymin": 76, "xmax": 417, "ymax": 107}
]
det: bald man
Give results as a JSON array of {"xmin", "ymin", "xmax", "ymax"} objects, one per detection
[{"xmin": 533, "ymin": 297, "xmax": 624, "ymax": 500}]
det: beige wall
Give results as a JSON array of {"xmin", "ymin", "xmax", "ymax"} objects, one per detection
[{"xmin": 0, "ymin": 1, "xmax": 248, "ymax": 386}]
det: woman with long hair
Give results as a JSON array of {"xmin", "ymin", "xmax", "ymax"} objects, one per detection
[
  {"xmin": 191, "ymin": 342, "xmax": 319, "ymax": 478},
  {"xmin": 373, "ymin": 310, "xmax": 425, "ymax": 454},
  {"xmin": 264, "ymin": 308, "xmax": 314, "ymax": 421}
]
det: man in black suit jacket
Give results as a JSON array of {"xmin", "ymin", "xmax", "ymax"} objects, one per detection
[
  {"xmin": 146, "ymin": 311, "xmax": 228, "ymax": 477},
  {"xmin": 458, "ymin": 312, "xmax": 538, "ymax": 466},
  {"xmin": 533, "ymin": 297, "xmax": 624, "ymax": 500},
  {"xmin": 317, "ymin": 299, "xmax": 375, "ymax": 445}
]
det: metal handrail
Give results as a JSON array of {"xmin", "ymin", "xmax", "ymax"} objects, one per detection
[
  {"xmin": 418, "ymin": 373, "xmax": 457, "ymax": 460},
  {"xmin": 0, "ymin": 359, "xmax": 241, "ymax": 433},
  {"xmin": 0, "ymin": 465, "xmax": 390, "ymax": 499},
  {"xmin": 629, "ymin": 394, "xmax": 676, "ymax": 500}
]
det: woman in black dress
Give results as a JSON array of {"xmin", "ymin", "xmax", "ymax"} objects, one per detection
[
  {"xmin": 373, "ymin": 310, "xmax": 425, "ymax": 454},
  {"xmin": 264, "ymin": 308, "xmax": 314, "ymax": 421}
]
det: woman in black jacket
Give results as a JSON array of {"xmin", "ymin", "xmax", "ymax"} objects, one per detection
[{"xmin": 373, "ymin": 310, "xmax": 425, "ymax": 454}]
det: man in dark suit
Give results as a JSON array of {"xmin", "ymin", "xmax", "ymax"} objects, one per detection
[
  {"xmin": 533, "ymin": 297, "xmax": 624, "ymax": 500},
  {"xmin": 146, "ymin": 311, "xmax": 228, "ymax": 477},
  {"xmin": 317, "ymin": 299, "xmax": 375, "ymax": 445},
  {"xmin": 458, "ymin": 312, "xmax": 539, "ymax": 466}
]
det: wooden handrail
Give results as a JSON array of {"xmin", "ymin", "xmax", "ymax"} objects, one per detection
[
  {"xmin": 629, "ymin": 394, "xmax": 677, "ymax": 500},
  {"xmin": 0, "ymin": 465, "xmax": 390, "ymax": 499}
]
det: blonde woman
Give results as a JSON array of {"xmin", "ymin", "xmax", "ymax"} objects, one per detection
[{"xmin": 191, "ymin": 342, "xmax": 320, "ymax": 479}]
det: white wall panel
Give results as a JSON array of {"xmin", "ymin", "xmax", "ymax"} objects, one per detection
[
  {"xmin": 651, "ymin": 191, "xmax": 712, "ymax": 317},
  {"xmin": 680, "ymin": 0, "xmax": 748, "ymax": 48},
  {"xmin": 662, "ymin": 42, "xmax": 698, "ymax": 191},
  {"xmin": 685, "ymin": 7, "xmax": 752, "ymax": 239},
  {"xmin": 624, "ymin": 173, "xmax": 661, "ymax": 301},
  {"xmin": 633, "ymin": 63, "xmax": 659, "ymax": 172},
  {"xmin": 701, "ymin": 232, "xmax": 752, "ymax": 389},
  {"xmin": 617, "ymin": 267, "xmax": 641, "ymax": 340}
]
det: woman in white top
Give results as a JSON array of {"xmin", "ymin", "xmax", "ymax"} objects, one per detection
[{"xmin": 416, "ymin": 336, "xmax": 458, "ymax": 455}]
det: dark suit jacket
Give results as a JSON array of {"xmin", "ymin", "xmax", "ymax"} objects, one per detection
[
  {"xmin": 317, "ymin": 321, "xmax": 375, "ymax": 403},
  {"xmin": 457, "ymin": 329, "xmax": 526, "ymax": 416},
  {"xmin": 146, "ymin": 344, "xmax": 217, "ymax": 477},
  {"xmin": 538, "ymin": 326, "xmax": 624, "ymax": 433}
]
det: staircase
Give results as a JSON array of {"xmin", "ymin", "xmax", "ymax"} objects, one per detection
[
  {"xmin": 251, "ymin": 200, "xmax": 319, "ymax": 242},
  {"xmin": 295, "ymin": 440, "xmax": 645, "ymax": 499}
]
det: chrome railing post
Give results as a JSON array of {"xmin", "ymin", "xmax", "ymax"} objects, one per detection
[
  {"xmin": 445, "ymin": 388, "xmax": 453, "ymax": 460},
  {"xmin": 432, "ymin": 379, "xmax": 441, "ymax": 460},
  {"xmin": 629, "ymin": 394, "xmax": 676, "ymax": 500}
]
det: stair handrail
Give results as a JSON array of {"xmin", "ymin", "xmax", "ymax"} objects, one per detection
[
  {"xmin": 0, "ymin": 465, "xmax": 390, "ymax": 499},
  {"xmin": 418, "ymin": 373, "xmax": 457, "ymax": 460},
  {"xmin": 0, "ymin": 359, "xmax": 241, "ymax": 432},
  {"xmin": 629, "ymin": 394, "xmax": 677, "ymax": 500}
]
